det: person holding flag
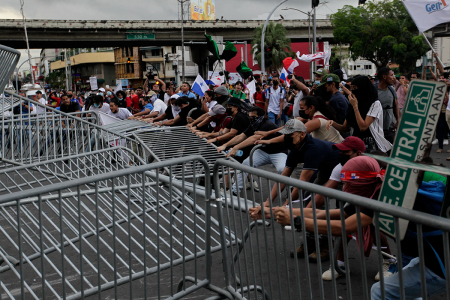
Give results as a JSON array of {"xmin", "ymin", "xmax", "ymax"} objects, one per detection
[{"xmin": 192, "ymin": 74, "xmax": 210, "ymax": 98}]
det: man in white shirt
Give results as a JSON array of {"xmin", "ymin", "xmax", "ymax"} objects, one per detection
[
  {"xmin": 35, "ymin": 91, "xmax": 47, "ymax": 116},
  {"xmin": 142, "ymin": 95, "xmax": 168, "ymax": 119},
  {"xmin": 289, "ymin": 76, "xmax": 310, "ymax": 118},
  {"xmin": 108, "ymin": 99, "xmax": 132, "ymax": 120},
  {"xmin": 88, "ymin": 95, "xmax": 111, "ymax": 117},
  {"xmin": 265, "ymin": 74, "xmax": 285, "ymax": 126}
]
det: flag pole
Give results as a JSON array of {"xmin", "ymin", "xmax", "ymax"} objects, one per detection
[{"xmin": 422, "ymin": 32, "xmax": 444, "ymax": 67}]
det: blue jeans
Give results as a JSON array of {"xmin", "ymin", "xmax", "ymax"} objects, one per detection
[
  {"xmin": 371, "ymin": 256, "xmax": 447, "ymax": 299},
  {"xmin": 268, "ymin": 111, "xmax": 280, "ymax": 126},
  {"xmin": 232, "ymin": 149, "xmax": 287, "ymax": 193}
]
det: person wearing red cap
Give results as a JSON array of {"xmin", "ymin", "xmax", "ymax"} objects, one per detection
[{"xmin": 292, "ymin": 136, "xmax": 366, "ymax": 263}]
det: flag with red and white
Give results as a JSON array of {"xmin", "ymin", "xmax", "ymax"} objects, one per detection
[
  {"xmin": 280, "ymin": 68, "xmax": 291, "ymax": 87},
  {"xmin": 282, "ymin": 57, "xmax": 299, "ymax": 73}
]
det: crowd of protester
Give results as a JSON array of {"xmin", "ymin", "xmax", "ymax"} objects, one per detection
[{"xmin": 16, "ymin": 52, "xmax": 450, "ymax": 299}]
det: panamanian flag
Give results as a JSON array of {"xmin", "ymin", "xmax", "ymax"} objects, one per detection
[{"xmin": 192, "ymin": 74, "xmax": 209, "ymax": 97}]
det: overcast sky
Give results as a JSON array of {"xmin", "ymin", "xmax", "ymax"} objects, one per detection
[{"xmin": 0, "ymin": 0, "xmax": 358, "ymax": 70}]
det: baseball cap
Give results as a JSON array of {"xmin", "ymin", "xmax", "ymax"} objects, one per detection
[
  {"xmin": 99, "ymin": 87, "xmax": 106, "ymax": 92},
  {"xmin": 208, "ymin": 104, "xmax": 226, "ymax": 117},
  {"xmin": 278, "ymin": 119, "xmax": 307, "ymax": 135},
  {"xmin": 170, "ymin": 94, "xmax": 180, "ymax": 100},
  {"xmin": 332, "ymin": 136, "xmax": 366, "ymax": 153},
  {"xmin": 214, "ymin": 85, "xmax": 228, "ymax": 96},
  {"xmin": 146, "ymin": 91, "xmax": 156, "ymax": 97},
  {"xmin": 314, "ymin": 69, "xmax": 329, "ymax": 76},
  {"xmin": 317, "ymin": 74, "xmax": 340, "ymax": 88}
]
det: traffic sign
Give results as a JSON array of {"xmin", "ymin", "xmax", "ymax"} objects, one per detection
[
  {"xmin": 126, "ymin": 31, "xmax": 155, "ymax": 40},
  {"xmin": 377, "ymin": 79, "xmax": 447, "ymax": 239}
]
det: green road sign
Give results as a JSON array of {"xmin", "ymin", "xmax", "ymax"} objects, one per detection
[
  {"xmin": 126, "ymin": 31, "xmax": 155, "ymax": 40},
  {"xmin": 377, "ymin": 80, "xmax": 446, "ymax": 239}
]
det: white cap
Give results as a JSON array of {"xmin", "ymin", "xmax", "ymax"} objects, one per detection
[
  {"xmin": 99, "ymin": 87, "xmax": 106, "ymax": 92},
  {"xmin": 170, "ymin": 94, "xmax": 180, "ymax": 100}
]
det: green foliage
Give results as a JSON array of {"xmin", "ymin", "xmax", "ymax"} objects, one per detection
[
  {"xmin": 44, "ymin": 71, "xmax": 65, "ymax": 89},
  {"xmin": 251, "ymin": 22, "xmax": 294, "ymax": 72},
  {"xmin": 331, "ymin": 0, "xmax": 429, "ymax": 73}
]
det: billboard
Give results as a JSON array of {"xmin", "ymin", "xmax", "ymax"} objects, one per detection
[{"xmin": 191, "ymin": 0, "xmax": 215, "ymax": 20}]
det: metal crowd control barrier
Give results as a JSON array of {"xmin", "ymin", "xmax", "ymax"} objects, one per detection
[
  {"xmin": 0, "ymin": 154, "xmax": 239, "ymax": 300},
  {"xmin": 133, "ymin": 126, "xmax": 232, "ymax": 179},
  {"xmin": 0, "ymin": 44, "xmax": 20, "ymax": 95},
  {"xmin": 212, "ymin": 158, "xmax": 450, "ymax": 300},
  {"xmin": 0, "ymin": 92, "xmax": 144, "ymax": 168}
]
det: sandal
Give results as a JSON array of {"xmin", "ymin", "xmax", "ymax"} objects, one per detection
[{"xmin": 437, "ymin": 149, "xmax": 443, "ymax": 153}]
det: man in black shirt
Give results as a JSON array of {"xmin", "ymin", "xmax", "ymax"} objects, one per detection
[
  {"xmin": 155, "ymin": 96, "xmax": 201, "ymax": 127},
  {"xmin": 214, "ymin": 106, "xmax": 288, "ymax": 194},
  {"xmin": 203, "ymin": 97, "xmax": 250, "ymax": 145},
  {"xmin": 58, "ymin": 94, "xmax": 81, "ymax": 115}
]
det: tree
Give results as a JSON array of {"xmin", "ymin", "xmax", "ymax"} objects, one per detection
[
  {"xmin": 44, "ymin": 71, "xmax": 65, "ymax": 89},
  {"xmin": 251, "ymin": 22, "xmax": 294, "ymax": 72},
  {"xmin": 331, "ymin": 0, "xmax": 429, "ymax": 73}
]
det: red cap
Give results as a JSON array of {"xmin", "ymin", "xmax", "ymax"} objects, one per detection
[{"xmin": 333, "ymin": 136, "xmax": 366, "ymax": 153}]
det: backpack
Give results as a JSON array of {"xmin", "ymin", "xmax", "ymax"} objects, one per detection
[{"xmin": 375, "ymin": 85, "xmax": 396, "ymax": 110}]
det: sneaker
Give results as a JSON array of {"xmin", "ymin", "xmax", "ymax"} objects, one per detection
[
  {"xmin": 308, "ymin": 246, "xmax": 330, "ymax": 263},
  {"xmin": 432, "ymin": 139, "xmax": 439, "ymax": 145},
  {"xmin": 375, "ymin": 261, "xmax": 397, "ymax": 281},
  {"xmin": 445, "ymin": 139, "xmax": 449, "ymax": 145},
  {"xmin": 245, "ymin": 180, "xmax": 260, "ymax": 192},
  {"xmin": 322, "ymin": 265, "xmax": 345, "ymax": 281}
]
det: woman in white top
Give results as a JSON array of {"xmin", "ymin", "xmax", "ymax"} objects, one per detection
[
  {"xmin": 298, "ymin": 96, "xmax": 344, "ymax": 144},
  {"xmin": 327, "ymin": 76, "xmax": 392, "ymax": 153}
]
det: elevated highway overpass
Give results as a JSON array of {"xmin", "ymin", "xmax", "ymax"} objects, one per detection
[{"xmin": 0, "ymin": 19, "xmax": 334, "ymax": 48}]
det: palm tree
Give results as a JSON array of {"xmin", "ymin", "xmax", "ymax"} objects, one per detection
[{"xmin": 251, "ymin": 22, "xmax": 294, "ymax": 73}]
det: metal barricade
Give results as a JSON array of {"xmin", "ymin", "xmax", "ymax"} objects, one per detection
[
  {"xmin": 0, "ymin": 92, "xmax": 144, "ymax": 168},
  {"xmin": 0, "ymin": 44, "xmax": 20, "ymax": 95},
  {"xmin": 133, "ymin": 126, "xmax": 231, "ymax": 180},
  {"xmin": 212, "ymin": 158, "xmax": 450, "ymax": 300},
  {"xmin": 0, "ymin": 154, "xmax": 236, "ymax": 300}
]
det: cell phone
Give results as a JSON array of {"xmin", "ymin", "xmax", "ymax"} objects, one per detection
[{"xmin": 287, "ymin": 74, "xmax": 293, "ymax": 80}]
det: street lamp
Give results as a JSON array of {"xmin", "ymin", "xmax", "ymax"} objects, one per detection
[
  {"xmin": 15, "ymin": 55, "xmax": 61, "ymax": 93},
  {"xmin": 261, "ymin": 0, "xmax": 289, "ymax": 79},
  {"xmin": 282, "ymin": 7, "xmax": 314, "ymax": 80}
]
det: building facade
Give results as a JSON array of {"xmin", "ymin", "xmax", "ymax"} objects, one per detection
[{"xmin": 50, "ymin": 49, "xmax": 115, "ymax": 91}]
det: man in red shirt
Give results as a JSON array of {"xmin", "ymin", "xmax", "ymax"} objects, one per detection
[
  {"xmin": 253, "ymin": 82, "xmax": 265, "ymax": 109},
  {"xmin": 131, "ymin": 86, "xmax": 144, "ymax": 114}
]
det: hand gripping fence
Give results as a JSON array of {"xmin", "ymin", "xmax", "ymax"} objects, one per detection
[
  {"xmin": 211, "ymin": 159, "xmax": 450, "ymax": 300},
  {"xmin": 1, "ymin": 151, "xmax": 450, "ymax": 299},
  {"xmin": 0, "ymin": 153, "xmax": 245, "ymax": 300}
]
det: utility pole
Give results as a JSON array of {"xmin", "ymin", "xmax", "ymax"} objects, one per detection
[
  {"xmin": 64, "ymin": 49, "xmax": 69, "ymax": 90},
  {"xmin": 19, "ymin": 0, "xmax": 34, "ymax": 85},
  {"xmin": 179, "ymin": 0, "xmax": 188, "ymax": 83},
  {"xmin": 313, "ymin": 7, "xmax": 317, "ymax": 73}
]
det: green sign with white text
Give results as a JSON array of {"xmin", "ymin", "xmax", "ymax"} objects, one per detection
[
  {"xmin": 377, "ymin": 80, "xmax": 446, "ymax": 239},
  {"xmin": 126, "ymin": 31, "xmax": 155, "ymax": 40}
]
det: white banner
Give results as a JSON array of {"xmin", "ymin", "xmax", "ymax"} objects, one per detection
[
  {"xmin": 403, "ymin": 0, "xmax": 450, "ymax": 33},
  {"xmin": 296, "ymin": 50, "xmax": 331, "ymax": 64},
  {"xmin": 89, "ymin": 77, "xmax": 98, "ymax": 90},
  {"xmin": 208, "ymin": 71, "xmax": 243, "ymax": 84},
  {"xmin": 115, "ymin": 80, "xmax": 122, "ymax": 92}
]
